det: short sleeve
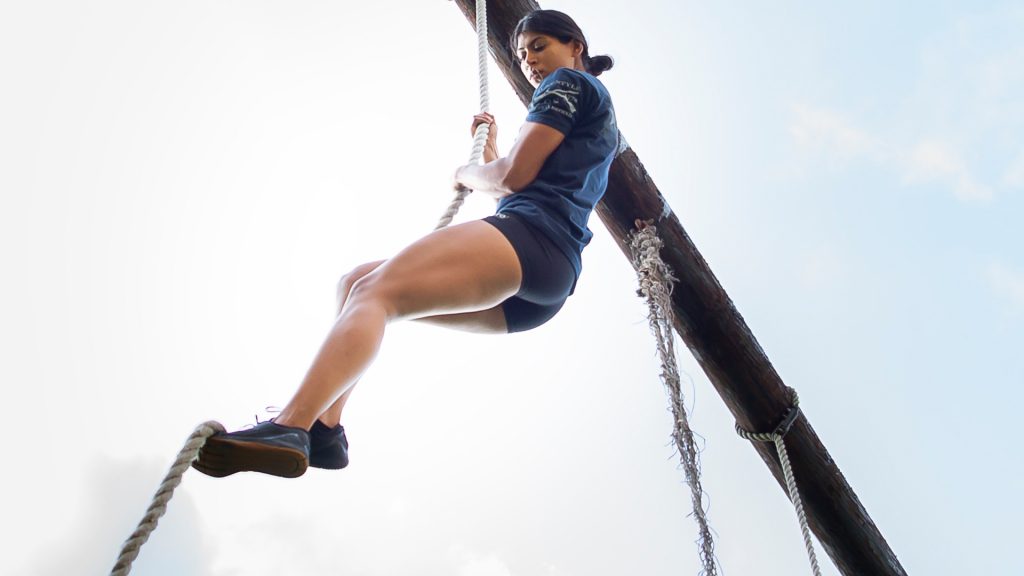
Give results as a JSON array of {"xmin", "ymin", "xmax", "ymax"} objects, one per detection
[{"xmin": 525, "ymin": 68, "xmax": 593, "ymax": 135}]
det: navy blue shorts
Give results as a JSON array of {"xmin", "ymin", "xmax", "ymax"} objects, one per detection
[{"xmin": 483, "ymin": 213, "xmax": 578, "ymax": 333}]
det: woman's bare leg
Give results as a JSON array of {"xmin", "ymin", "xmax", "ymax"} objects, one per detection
[
  {"xmin": 316, "ymin": 257, "xmax": 511, "ymax": 426},
  {"xmin": 278, "ymin": 220, "xmax": 521, "ymax": 430},
  {"xmin": 314, "ymin": 260, "xmax": 384, "ymax": 426}
]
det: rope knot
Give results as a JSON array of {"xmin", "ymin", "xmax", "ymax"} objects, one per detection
[
  {"xmin": 735, "ymin": 387, "xmax": 801, "ymax": 442},
  {"xmin": 734, "ymin": 386, "xmax": 822, "ymax": 576}
]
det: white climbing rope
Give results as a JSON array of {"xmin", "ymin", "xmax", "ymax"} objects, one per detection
[
  {"xmin": 735, "ymin": 389, "xmax": 822, "ymax": 576},
  {"xmin": 629, "ymin": 224, "xmax": 718, "ymax": 576},
  {"xmin": 111, "ymin": 3, "xmax": 492, "ymax": 570},
  {"xmin": 109, "ymin": 421, "xmax": 225, "ymax": 576},
  {"xmin": 113, "ymin": 3, "xmax": 489, "ymax": 571},
  {"xmin": 436, "ymin": 0, "xmax": 491, "ymax": 230}
]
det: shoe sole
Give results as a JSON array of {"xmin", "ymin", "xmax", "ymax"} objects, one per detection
[{"xmin": 192, "ymin": 435, "xmax": 308, "ymax": 478}]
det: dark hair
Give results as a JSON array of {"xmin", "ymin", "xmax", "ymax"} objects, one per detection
[{"xmin": 510, "ymin": 10, "xmax": 614, "ymax": 77}]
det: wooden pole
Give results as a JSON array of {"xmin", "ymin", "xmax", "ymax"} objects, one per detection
[{"xmin": 449, "ymin": 1, "xmax": 907, "ymax": 575}]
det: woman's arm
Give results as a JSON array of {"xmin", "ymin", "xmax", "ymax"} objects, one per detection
[
  {"xmin": 481, "ymin": 143, "xmax": 502, "ymax": 205},
  {"xmin": 455, "ymin": 121, "xmax": 565, "ymax": 199}
]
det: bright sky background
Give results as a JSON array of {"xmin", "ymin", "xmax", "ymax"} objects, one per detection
[{"xmin": 2, "ymin": 1, "xmax": 1022, "ymax": 575}]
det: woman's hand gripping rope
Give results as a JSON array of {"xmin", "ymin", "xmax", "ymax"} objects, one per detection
[
  {"xmin": 453, "ymin": 113, "xmax": 499, "ymax": 194},
  {"xmin": 472, "ymin": 112, "xmax": 499, "ymax": 162}
]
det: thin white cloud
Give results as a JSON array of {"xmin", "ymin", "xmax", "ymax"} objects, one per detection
[
  {"xmin": 448, "ymin": 543, "xmax": 517, "ymax": 576},
  {"xmin": 458, "ymin": 553, "xmax": 516, "ymax": 576},
  {"xmin": 788, "ymin": 5, "xmax": 1024, "ymax": 205},
  {"xmin": 987, "ymin": 260, "xmax": 1024, "ymax": 313},
  {"xmin": 902, "ymin": 139, "xmax": 993, "ymax": 202},
  {"xmin": 1003, "ymin": 150, "xmax": 1024, "ymax": 189},
  {"xmin": 789, "ymin": 105, "xmax": 874, "ymax": 161},
  {"xmin": 790, "ymin": 106, "xmax": 995, "ymax": 202},
  {"xmin": 543, "ymin": 563, "xmax": 571, "ymax": 576}
]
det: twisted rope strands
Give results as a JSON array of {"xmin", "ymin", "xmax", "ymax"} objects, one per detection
[
  {"xmin": 735, "ymin": 390, "xmax": 822, "ymax": 576},
  {"xmin": 113, "ymin": 3, "xmax": 490, "ymax": 571},
  {"xmin": 629, "ymin": 224, "xmax": 718, "ymax": 576},
  {"xmin": 109, "ymin": 421, "xmax": 225, "ymax": 576},
  {"xmin": 436, "ymin": 0, "xmax": 491, "ymax": 230}
]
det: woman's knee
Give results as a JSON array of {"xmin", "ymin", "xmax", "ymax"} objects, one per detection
[
  {"xmin": 337, "ymin": 260, "xmax": 385, "ymax": 312},
  {"xmin": 345, "ymin": 271, "xmax": 400, "ymax": 318}
]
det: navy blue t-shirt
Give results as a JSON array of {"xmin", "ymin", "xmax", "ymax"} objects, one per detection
[{"xmin": 496, "ymin": 67, "xmax": 618, "ymax": 276}]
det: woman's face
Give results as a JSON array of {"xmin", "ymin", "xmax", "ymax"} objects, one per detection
[{"xmin": 516, "ymin": 32, "xmax": 583, "ymax": 88}]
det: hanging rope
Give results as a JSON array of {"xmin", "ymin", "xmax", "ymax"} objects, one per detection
[
  {"xmin": 629, "ymin": 222, "xmax": 718, "ymax": 576},
  {"xmin": 113, "ymin": 6, "xmax": 741, "ymax": 576},
  {"xmin": 113, "ymin": 3, "xmax": 490, "ymax": 571},
  {"xmin": 436, "ymin": 0, "xmax": 492, "ymax": 230},
  {"xmin": 112, "ymin": 3, "xmax": 491, "ymax": 571},
  {"xmin": 109, "ymin": 421, "xmax": 224, "ymax": 576},
  {"xmin": 735, "ymin": 389, "xmax": 822, "ymax": 576}
]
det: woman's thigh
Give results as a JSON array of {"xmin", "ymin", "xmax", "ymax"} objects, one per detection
[
  {"xmin": 415, "ymin": 306, "xmax": 508, "ymax": 334},
  {"xmin": 339, "ymin": 261, "xmax": 509, "ymax": 333},
  {"xmin": 350, "ymin": 220, "xmax": 522, "ymax": 323}
]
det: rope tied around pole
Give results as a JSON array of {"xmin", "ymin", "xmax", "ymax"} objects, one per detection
[
  {"xmin": 629, "ymin": 221, "xmax": 718, "ymax": 576},
  {"xmin": 436, "ymin": 0, "xmax": 491, "ymax": 230},
  {"xmin": 109, "ymin": 421, "xmax": 225, "ymax": 576},
  {"xmin": 735, "ymin": 388, "xmax": 822, "ymax": 576}
]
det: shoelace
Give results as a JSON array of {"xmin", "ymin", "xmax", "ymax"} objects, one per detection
[
  {"xmin": 250, "ymin": 406, "xmax": 342, "ymax": 435},
  {"xmin": 243, "ymin": 406, "xmax": 282, "ymax": 429}
]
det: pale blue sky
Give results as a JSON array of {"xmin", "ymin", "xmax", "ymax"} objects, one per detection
[{"xmin": 2, "ymin": 1, "xmax": 1021, "ymax": 575}]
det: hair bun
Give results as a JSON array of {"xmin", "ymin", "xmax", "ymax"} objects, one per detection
[{"xmin": 586, "ymin": 54, "xmax": 615, "ymax": 76}]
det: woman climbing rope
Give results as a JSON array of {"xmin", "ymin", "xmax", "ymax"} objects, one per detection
[{"xmin": 193, "ymin": 9, "xmax": 619, "ymax": 478}]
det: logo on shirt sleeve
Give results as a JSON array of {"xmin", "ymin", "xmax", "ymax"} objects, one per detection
[{"xmin": 532, "ymin": 79, "xmax": 581, "ymax": 120}]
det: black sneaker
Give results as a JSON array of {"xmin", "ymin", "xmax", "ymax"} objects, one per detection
[
  {"xmin": 192, "ymin": 421, "xmax": 310, "ymax": 478},
  {"xmin": 309, "ymin": 419, "xmax": 349, "ymax": 470}
]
